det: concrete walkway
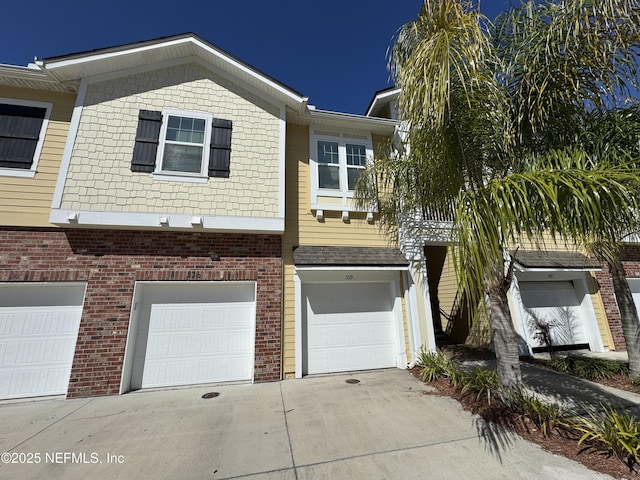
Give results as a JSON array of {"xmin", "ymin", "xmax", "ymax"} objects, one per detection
[
  {"xmin": 464, "ymin": 353, "xmax": 640, "ymax": 418},
  {"xmin": 0, "ymin": 369, "xmax": 614, "ymax": 480}
]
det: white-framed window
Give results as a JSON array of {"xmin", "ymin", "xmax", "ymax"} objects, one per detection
[
  {"xmin": 0, "ymin": 98, "xmax": 52, "ymax": 178},
  {"xmin": 155, "ymin": 109, "xmax": 213, "ymax": 180},
  {"xmin": 310, "ymin": 130, "xmax": 373, "ymax": 210},
  {"xmin": 131, "ymin": 109, "xmax": 232, "ymax": 181}
]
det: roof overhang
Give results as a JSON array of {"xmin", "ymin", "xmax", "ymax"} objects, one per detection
[
  {"xmin": 512, "ymin": 250, "xmax": 602, "ymax": 272},
  {"xmin": 0, "ymin": 63, "xmax": 75, "ymax": 93},
  {"xmin": 39, "ymin": 33, "xmax": 308, "ymax": 110},
  {"xmin": 293, "ymin": 246, "xmax": 409, "ymax": 269},
  {"xmin": 290, "ymin": 107, "xmax": 399, "ymax": 136},
  {"xmin": 365, "ymin": 87, "xmax": 400, "ymax": 117}
]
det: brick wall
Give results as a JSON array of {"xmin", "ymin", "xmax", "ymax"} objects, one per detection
[
  {"xmin": 594, "ymin": 245, "xmax": 640, "ymax": 351},
  {"xmin": 0, "ymin": 228, "xmax": 282, "ymax": 398}
]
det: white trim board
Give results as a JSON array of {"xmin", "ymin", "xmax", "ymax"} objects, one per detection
[{"xmin": 49, "ymin": 208, "xmax": 284, "ymax": 234}]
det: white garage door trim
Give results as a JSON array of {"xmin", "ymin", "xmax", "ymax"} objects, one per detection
[
  {"xmin": 629, "ymin": 278, "xmax": 640, "ymax": 322},
  {"xmin": 121, "ymin": 281, "xmax": 256, "ymax": 393},
  {"xmin": 294, "ymin": 269, "xmax": 407, "ymax": 378},
  {"xmin": 0, "ymin": 283, "xmax": 85, "ymax": 400}
]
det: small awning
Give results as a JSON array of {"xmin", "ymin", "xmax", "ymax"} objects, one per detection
[
  {"xmin": 293, "ymin": 246, "xmax": 409, "ymax": 267},
  {"xmin": 513, "ymin": 250, "xmax": 602, "ymax": 271}
]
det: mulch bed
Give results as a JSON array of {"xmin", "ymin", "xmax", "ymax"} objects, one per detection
[{"xmin": 410, "ymin": 346, "xmax": 639, "ymax": 479}]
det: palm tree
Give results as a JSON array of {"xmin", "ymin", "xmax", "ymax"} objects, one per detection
[
  {"xmin": 357, "ymin": 0, "xmax": 640, "ymax": 390},
  {"xmin": 579, "ymin": 106, "xmax": 640, "ymax": 378}
]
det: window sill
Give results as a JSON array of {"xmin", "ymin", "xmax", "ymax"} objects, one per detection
[
  {"xmin": 0, "ymin": 168, "xmax": 36, "ymax": 178},
  {"xmin": 311, "ymin": 204, "xmax": 376, "ymax": 213},
  {"xmin": 152, "ymin": 172, "xmax": 209, "ymax": 183}
]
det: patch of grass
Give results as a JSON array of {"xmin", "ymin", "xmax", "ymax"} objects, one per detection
[
  {"xmin": 548, "ymin": 355, "xmax": 629, "ymax": 380},
  {"xmin": 564, "ymin": 405, "xmax": 640, "ymax": 472}
]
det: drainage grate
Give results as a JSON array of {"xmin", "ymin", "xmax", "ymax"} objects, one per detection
[
  {"xmin": 345, "ymin": 379, "xmax": 360, "ymax": 384},
  {"xmin": 201, "ymin": 392, "xmax": 220, "ymax": 399}
]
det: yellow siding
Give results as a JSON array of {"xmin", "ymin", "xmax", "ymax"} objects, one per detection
[
  {"xmin": 466, "ymin": 303, "xmax": 492, "ymax": 348},
  {"xmin": 282, "ymin": 124, "xmax": 400, "ymax": 376},
  {"xmin": 435, "ymin": 247, "xmax": 458, "ymax": 331},
  {"xmin": 399, "ymin": 274, "xmax": 410, "ymax": 355},
  {"xmin": 0, "ymin": 86, "xmax": 75, "ymax": 227},
  {"xmin": 586, "ymin": 273, "xmax": 614, "ymax": 350}
]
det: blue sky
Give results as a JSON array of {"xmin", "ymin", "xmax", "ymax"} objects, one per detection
[{"xmin": 2, "ymin": 1, "xmax": 516, "ymax": 115}]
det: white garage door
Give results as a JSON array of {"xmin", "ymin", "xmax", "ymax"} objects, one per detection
[
  {"xmin": 519, "ymin": 281, "xmax": 588, "ymax": 348},
  {"xmin": 303, "ymin": 282, "xmax": 396, "ymax": 375},
  {"xmin": 0, "ymin": 284, "xmax": 84, "ymax": 399},
  {"xmin": 130, "ymin": 283, "xmax": 256, "ymax": 390}
]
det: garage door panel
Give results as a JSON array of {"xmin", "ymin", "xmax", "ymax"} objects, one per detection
[
  {"xmin": 131, "ymin": 284, "xmax": 255, "ymax": 390},
  {"xmin": 14, "ymin": 338, "xmax": 78, "ymax": 365},
  {"xmin": 2, "ymin": 368, "xmax": 65, "ymax": 398},
  {"xmin": 308, "ymin": 345, "xmax": 395, "ymax": 374}
]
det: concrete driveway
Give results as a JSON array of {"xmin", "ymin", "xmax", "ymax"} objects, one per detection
[{"xmin": 0, "ymin": 369, "xmax": 612, "ymax": 479}]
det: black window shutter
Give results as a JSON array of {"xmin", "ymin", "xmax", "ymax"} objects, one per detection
[
  {"xmin": 0, "ymin": 103, "xmax": 46, "ymax": 169},
  {"xmin": 208, "ymin": 118, "xmax": 232, "ymax": 178},
  {"xmin": 131, "ymin": 110, "xmax": 162, "ymax": 172}
]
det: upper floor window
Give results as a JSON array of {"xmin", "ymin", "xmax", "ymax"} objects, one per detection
[
  {"xmin": 310, "ymin": 130, "xmax": 373, "ymax": 211},
  {"xmin": 131, "ymin": 108, "xmax": 232, "ymax": 182},
  {"xmin": 0, "ymin": 99, "xmax": 51, "ymax": 178},
  {"xmin": 159, "ymin": 113, "xmax": 208, "ymax": 175}
]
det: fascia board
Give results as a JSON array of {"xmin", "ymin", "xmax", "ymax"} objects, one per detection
[
  {"xmin": 307, "ymin": 108, "xmax": 399, "ymax": 135},
  {"xmin": 42, "ymin": 36, "xmax": 307, "ymax": 109}
]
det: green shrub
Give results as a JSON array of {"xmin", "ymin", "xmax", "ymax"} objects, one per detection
[
  {"xmin": 415, "ymin": 348, "xmax": 464, "ymax": 385},
  {"xmin": 505, "ymin": 386, "xmax": 568, "ymax": 436},
  {"xmin": 461, "ymin": 367, "xmax": 499, "ymax": 405},
  {"xmin": 565, "ymin": 405, "xmax": 640, "ymax": 472},
  {"xmin": 548, "ymin": 355, "xmax": 629, "ymax": 380}
]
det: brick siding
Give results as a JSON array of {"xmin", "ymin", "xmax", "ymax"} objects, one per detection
[
  {"xmin": 0, "ymin": 227, "xmax": 282, "ymax": 398},
  {"xmin": 594, "ymin": 245, "xmax": 640, "ymax": 351}
]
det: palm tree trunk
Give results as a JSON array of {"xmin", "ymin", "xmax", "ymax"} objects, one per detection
[
  {"xmin": 488, "ymin": 288, "xmax": 522, "ymax": 391},
  {"xmin": 608, "ymin": 257, "xmax": 640, "ymax": 378}
]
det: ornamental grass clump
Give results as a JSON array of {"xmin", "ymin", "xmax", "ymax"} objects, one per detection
[
  {"xmin": 461, "ymin": 367, "xmax": 499, "ymax": 405},
  {"xmin": 504, "ymin": 386, "xmax": 569, "ymax": 436},
  {"xmin": 565, "ymin": 405, "xmax": 640, "ymax": 472},
  {"xmin": 415, "ymin": 348, "xmax": 465, "ymax": 386},
  {"xmin": 549, "ymin": 355, "xmax": 629, "ymax": 380}
]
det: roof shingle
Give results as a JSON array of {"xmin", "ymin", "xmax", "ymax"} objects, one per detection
[{"xmin": 293, "ymin": 246, "xmax": 408, "ymax": 267}]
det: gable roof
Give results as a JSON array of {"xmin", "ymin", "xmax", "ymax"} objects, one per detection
[
  {"xmin": 0, "ymin": 33, "xmax": 399, "ymax": 134},
  {"xmin": 39, "ymin": 33, "xmax": 308, "ymax": 110},
  {"xmin": 365, "ymin": 86, "xmax": 400, "ymax": 118}
]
